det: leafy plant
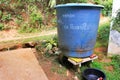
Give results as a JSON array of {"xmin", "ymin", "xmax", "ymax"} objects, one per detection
[
  {"xmin": 0, "ymin": 23, "xmax": 4, "ymax": 30},
  {"xmin": 44, "ymin": 36, "xmax": 59, "ymax": 56},
  {"xmin": 1, "ymin": 13, "xmax": 12, "ymax": 22},
  {"xmin": 45, "ymin": 37, "xmax": 58, "ymax": 51},
  {"xmin": 101, "ymin": 0, "xmax": 113, "ymax": 16},
  {"xmin": 36, "ymin": 36, "xmax": 59, "ymax": 57},
  {"xmin": 15, "ymin": 14, "xmax": 23, "ymax": 27}
]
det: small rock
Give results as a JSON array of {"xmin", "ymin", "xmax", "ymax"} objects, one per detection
[{"xmin": 73, "ymin": 76, "xmax": 79, "ymax": 80}]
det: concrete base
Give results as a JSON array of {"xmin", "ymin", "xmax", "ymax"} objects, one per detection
[
  {"xmin": 0, "ymin": 48, "xmax": 48, "ymax": 80},
  {"xmin": 108, "ymin": 42, "xmax": 120, "ymax": 56}
]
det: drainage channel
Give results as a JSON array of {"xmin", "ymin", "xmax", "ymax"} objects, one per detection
[{"xmin": 0, "ymin": 42, "xmax": 38, "ymax": 52}]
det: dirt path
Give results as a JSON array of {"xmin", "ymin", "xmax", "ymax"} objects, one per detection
[{"xmin": 0, "ymin": 29, "xmax": 57, "ymax": 42}]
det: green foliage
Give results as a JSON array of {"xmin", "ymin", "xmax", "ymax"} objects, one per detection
[
  {"xmin": 18, "ymin": 23, "xmax": 37, "ymax": 33},
  {"xmin": 30, "ymin": 12, "xmax": 43, "ymax": 27},
  {"xmin": 101, "ymin": 0, "xmax": 113, "ymax": 16},
  {"xmin": 36, "ymin": 36, "xmax": 59, "ymax": 57},
  {"xmin": 0, "ymin": 0, "xmax": 10, "ymax": 4},
  {"xmin": 112, "ymin": 9, "xmax": 120, "ymax": 32},
  {"xmin": 45, "ymin": 37, "xmax": 58, "ymax": 51},
  {"xmin": 111, "ymin": 55, "xmax": 120, "ymax": 71},
  {"xmin": 95, "ymin": 40, "xmax": 107, "ymax": 48},
  {"xmin": 77, "ymin": 55, "xmax": 120, "ymax": 80},
  {"xmin": 43, "ymin": 36, "xmax": 59, "ymax": 57},
  {"xmin": 1, "ymin": 13, "xmax": 12, "ymax": 22},
  {"xmin": 97, "ymin": 22, "xmax": 110, "ymax": 42},
  {"xmin": 0, "ymin": 0, "xmax": 46, "ymax": 33},
  {"xmin": 90, "ymin": 56, "xmax": 120, "ymax": 80},
  {"xmin": 0, "ymin": 23, "xmax": 4, "ymax": 30},
  {"xmin": 90, "ymin": 61, "xmax": 103, "ymax": 69},
  {"xmin": 104, "ymin": 55, "xmax": 120, "ymax": 80}
]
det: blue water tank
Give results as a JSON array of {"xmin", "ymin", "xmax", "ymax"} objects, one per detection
[{"xmin": 55, "ymin": 3, "xmax": 103, "ymax": 57}]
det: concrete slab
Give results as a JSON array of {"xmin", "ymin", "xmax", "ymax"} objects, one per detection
[{"xmin": 0, "ymin": 48, "xmax": 48, "ymax": 80}]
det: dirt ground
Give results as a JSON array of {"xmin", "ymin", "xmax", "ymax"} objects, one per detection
[
  {"xmin": 0, "ymin": 29, "xmax": 57, "ymax": 42},
  {"xmin": 34, "ymin": 52, "xmax": 75, "ymax": 80},
  {"xmin": 0, "ymin": 16, "xmax": 110, "ymax": 80}
]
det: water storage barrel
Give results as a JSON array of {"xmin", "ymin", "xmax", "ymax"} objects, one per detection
[{"xmin": 55, "ymin": 3, "xmax": 103, "ymax": 57}]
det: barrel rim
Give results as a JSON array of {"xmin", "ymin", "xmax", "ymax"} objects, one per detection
[{"xmin": 55, "ymin": 3, "xmax": 104, "ymax": 9}]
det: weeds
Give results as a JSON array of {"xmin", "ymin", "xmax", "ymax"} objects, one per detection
[
  {"xmin": 90, "ymin": 61, "xmax": 103, "ymax": 70},
  {"xmin": 97, "ymin": 22, "xmax": 110, "ymax": 42},
  {"xmin": 104, "ymin": 55, "xmax": 120, "ymax": 80},
  {"xmin": 18, "ymin": 23, "xmax": 38, "ymax": 33},
  {"xmin": 1, "ymin": 13, "xmax": 12, "ymax": 22},
  {"xmin": 36, "ymin": 36, "xmax": 59, "ymax": 57},
  {"xmin": 51, "ymin": 66, "xmax": 67, "ymax": 75},
  {"xmin": 0, "ymin": 23, "xmax": 4, "ymax": 30}
]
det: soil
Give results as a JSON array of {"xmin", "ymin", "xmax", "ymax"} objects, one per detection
[
  {"xmin": 0, "ymin": 29, "xmax": 57, "ymax": 42},
  {"xmin": 34, "ymin": 52, "xmax": 75, "ymax": 80},
  {"xmin": 105, "ymin": 66, "xmax": 114, "ymax": 72},
  {"xmin": 95, "ymin": 47, "xmax": 107, "ymax": 53},
  {"xmin": 94, "ymin": 47, "xmax": 113, "ymax": 72},
  {"xmin": 94, "ymin": 47, "xmax": 108, "ymax": 60}
]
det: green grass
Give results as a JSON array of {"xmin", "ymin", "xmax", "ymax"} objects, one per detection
[
  {"xmin": 51, "ymin": 60, "xmax": 67, "ymax": 75},
  {"xmin": 77, "ymin": 55, "xmax": 120, "ymax": 80},
  {"xmin": 95, "ymin": 40, "xmax": 108, "ymax": 48},
  {"xmin": 95, "ymin": 21, "xmax": 110, "ymax": 48},
  {"xmin": 18, "ymin": 25, "xmax": 57, "ymax": 33},
  {"xmin": 51, "ymin": 66, "xmax": 67, "ymax": 76}
]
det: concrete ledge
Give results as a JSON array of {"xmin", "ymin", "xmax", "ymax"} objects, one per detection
[{"xmin": 0, "ymin": 48, "xmax": 48, "ymax": 80}]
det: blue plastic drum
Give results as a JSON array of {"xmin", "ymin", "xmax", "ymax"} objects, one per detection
[{"xmin": 55, "ymin": 3, "xmax": 103, "ymax": 57}]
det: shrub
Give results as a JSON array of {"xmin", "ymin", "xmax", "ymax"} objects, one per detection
[
  {"xmin": 101, "ymin": 0, "xmax": 113, "ymax": 16},
  {"xmin": 30, "ymin": 12, "xmax": 43, "ymax": 28},
  {"xmin": 97, "ymin": 22, "xmax": 110, "ymax": 42}
]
